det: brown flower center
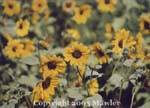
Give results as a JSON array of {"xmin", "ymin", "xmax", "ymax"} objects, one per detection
[
  {"xmin": 66, "ymin": 2, "xmax": 72, "ymax": 8},
  {"xmin": 144, "ymin": 21, "xmax": 150, "ymax": 30},
  {"xmin": 105, "ymin": 0, "xmax": 110, "ymax": 4},
  {"xmin": 47, "ymin": 61, "xmax": 57, "ymax": 69},
  {"xmin": 97, "ymin": 50, "xmax": 105, "ymax": 57},
  {"xmin": 8, "ymin": 4, "xmax": 13, "ymax": 9},
  {"xmin": 79, "ymin": 9, "xmax": 84, "ymax": 15},
  {"xmin": 19, "ymin": 23, "xmax": 23, "ymax": 29},
  {"xmin": 42, "ymin": 77, "xmax": 51, "ymax": 89},
  {"xmin": 38, "ymin": 3, "xmax": 42, "ymax": 7},
  {"xmin": 118, "ymin": 40, "xmax": 123, "ymax": 48},
  {"xmin": 12, "ymin": 47, "xmax": 17, "ymax": 52},
  {"xmin": 72, "ymin": 50, "xmax": 82, "ymax": 59}
]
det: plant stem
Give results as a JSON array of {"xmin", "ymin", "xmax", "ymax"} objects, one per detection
[
  {"xmin": 77, "ymin": 66, "xmax": 82, "ymax": 79},
  {"xmin": 130, "ymin": 86, "xmax": 138, "ymax": 108},
  {"xmin": 119, "ymin": 79, "xmax": 123, "ymax": 102}
]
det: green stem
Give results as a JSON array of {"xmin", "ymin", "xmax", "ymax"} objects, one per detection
[
  {"xmin": 119, "ymin": 79, "xmax": 124, "ymax": 102},
  {"xmin": 77, "ymin": 66, "xmax": 82, "ymax": 79}
]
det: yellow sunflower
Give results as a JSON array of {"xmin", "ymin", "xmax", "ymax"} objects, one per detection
[
  {"xmin": 40, "ymin": 55, "xmax": 66, "ymax": 78},
  {"xmin": 64, "ymin": 42, "xmax": 90, "ymax": 66},
  {"xmin": 41, "ymin": 76, "xmax": 59, "ymax": 95},
  {"xmin": 87, "ymin": 78, "xmax": 99, "ymax": 96},
  {"xmin": 144, "ymin": 46, "xmax": 150, "ymax": 62},
  {"xmin": 32, "ymin": 12, "xmax": 40, "ymax": 24},
  {"xmin": 32, "ymin": 0, "xmax": 48, "ymax": 13},
  {"xmin": 72, "ymin": 4, "xmax": 92, "ymax": 24},
  {"xmin": 140, "ymin": 13, "xmax": 150, "ymax": 34},
  {"xmin": 15, "ymin": 19, "xmax": 30, "ymax": 37},
  {"xmin": 91, "ymin": 42, "xmax": 109, "ymax": 64},
  {"xmin": 112, "ymin": 29, "xmax": 136, "ymax": 55},
  {"xmin": 2, "ymin": 0, "xmax": 20, "ymax": 16},
  {"xmin": 5, "ymin": 39, "xmax": 23, "ymax": 58},
  {"xmin": 96, "ymin": 0, "xmax": 117, "ymax": 12},
  {"xmin": 66, "ymin": 28, "xmax": 80, "ymax": 40},
  {"xmin": 21, "ymin": 39, "xmax": 35, "ymax": 58},
  {"xmin": 31, "ymin": 84, "xmax": 51, "ymax": 103},
  {"xmin": 62, "ymin": 0, "xmax": 76, "ymax": 13},
  {"xmin": 128, "ymin": 33, "xmax": 145, "ymax": 60},
  {"xmin": 104, "ymin": 23, "xmax": 113, "ymax": 40}
]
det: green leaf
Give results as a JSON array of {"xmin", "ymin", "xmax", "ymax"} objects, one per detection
[
  {"xmin": 18, "ymin": 75, "xmax": 38, "ymax": 87},
  {"xmin": 139, "ymin": 102, "xmax": 150, "ymax": 108},
  {"xmin": 67, "ymin": 87, "xmax": 83, "ymax": 100},
  {"xmin": 20, "ymin": 56, "xmax": 40, "ymax": 65},
  {"xmin": 112, "ymin": 17, "xmax": 126, "ymax": 31},
  {"xmin": 123, "ymin": 0, "xmax": 140, "ymax": 10}
]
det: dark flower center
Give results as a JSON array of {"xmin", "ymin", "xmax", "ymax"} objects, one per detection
[
  {"xmin": 19, "ymin": 24, "xmax": 23, "ymax": 29},
  {"xmin": 105, "ymin": 0, "xmax": 110, "ymax": 4},
  {"xmin": 38, "ymin": 3, "xmax": 42, "ymax": 7},
  {"xmin": 47, "ymin": 61, "xmax": 57, "ymax": 69},
  {"xmin": 12, "ymin": 47, "xmax": 17, "ymax": 52},
  {"xmin": 118, "ymin": 40, "xmax": 123, "ymax": 48},
  {"xmin": 42, "ymin": 77, "xmax": 51, "ymax": 89},
  {"xmin": 72, "ymin": 50, "xmax": 82, "ymax": 59},
  {"xmin": 80, "ymin": 9, "xmax": 84, "ymax": 15},
  {"xmin": 66, "ymin": 2, "xmax": 72, "ymax": 8},
  {"xmin": 144, "ymin": 21, "xmax": 150, "ymax": 30},
  {"xmin": 97, "ymin": 50, "xmax": 105, "ymax": 57},
  {"xmin": 8, "ymin": 4, "xmax": 13, "ymax": 9}
]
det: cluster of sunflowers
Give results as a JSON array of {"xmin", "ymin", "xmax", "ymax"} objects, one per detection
[{"xmin": 0, "ymin": 0, "xmax": 150, "ymax": 108}]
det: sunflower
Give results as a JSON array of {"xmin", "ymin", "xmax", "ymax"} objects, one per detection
[
  {"xmin": 20, "ymin": 39, "xmax": 35, "ymax": 58},
  {"xmin": 62, "ymin": 0, "xmax": 76, "ymax": 13},
  {"xmin": 66, "ymin": 28, "xmax": 80, "ymax": 40},
  {"xmin": 32, "ymin": 0, "xmax": 48, "ymax": 13},
  {"xmin": 72, "ymin": 4, "xmax": 91, "ymax": 24},
  {"xmin": 87, "ymin": 78, "xmax": 99, "ymax": 96},
  {"xmin": 112, "ymin": 29, "xmax": 136, "ymax": 55},
  {"xmin": 41, "ymin": 76, "xmax": 59, "ymax": 96},
  {"xmin": 144, "ymin": 46, "xmax": 150, "ymax": 62},
  {"xmin": 2, "ymin": 0, "xmax": 20, "ymax": 16},
  {"xmin": 31, "ymin": 84, "xmax": 51, "ymax": 103},
  {"xmin": 15, "ymin": 19, "xmax": 30, "ymax": 37},
  {"xmin": 96, "ymin": 0, "xmax": 117, "ymax": 12},
  {"xmin": 128, "ymin": 33, "xmax": 145, "ymax": 60},
  {"xmin": 64, "ymin": 42, "xmax": 90, "ymax": 66},
  {"xmin": 104, "ymin": 23, "xmax": 113, "ymax": 40},
  {"xmin": 40, "ymin": 55, "xmax": 66, "ymax": 78},
  {"xmin": 32, "ymin": 12, "xmax": 40, "ymax": 24},
  {"xmin": 140, "ymin": 13, "xmax": 150, "ymax": 34},
  {"xmin": 91, "ymin": 42, "xmax": 109, "ymax": 64},
  {"xmin": 5, "ymin": 39, "xmax": 23, "ymax": 58}
]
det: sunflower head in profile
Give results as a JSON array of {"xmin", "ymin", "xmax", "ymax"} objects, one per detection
[
  {"xmin": 66, "ymin": 28, "xmax": 80, "ymax": 40},
  {"xmin": 20, "ymin": 39, "xmax": 35, "ymax": 58},
  {"xmin": 41, "ymin": 76, "xmax": 59, "ymax": 96},
  {"xmin": 112, "ymin": 29, "xmax": 136, "ymax": 55},
  {"xmin": 62, "ymin": 0, "xmax": 76, "ymax": 13},
  {"xmin": 87, "ymin": 78, "xmax": 99, "ymax": 96},
  {"xmin": 72, "ymin": 4, "xmax": 91, "ymax": 24},
  {"xmin": 96, "ymin": 0, "xmax": 117, "ymax": 12},
  {"xmin": 2, "ymin": 0, "xmax": 20, "ymax": 16},
  {"xmin": 64, "ymin": 42, "xmax": 90, "ymax": 66},
  {"xmin": 31, "ymin": 84, "xmax": 51, "ymax": 103},
  {"xmin": 40, "ymin": 55, "xmax": 66, "ymax": 78},
  {"xmin": 15, "ymin": 19, "xmax": 30, "ymax": 37},
  {"xmin": 140, "ymin": 13, "xmax": 150, "ymax": 34},
  {"xmin": 91, "ymin": 42, "xmax": 109, "ymax": 64},
  {"xmin": 32, "ymin": 0, "xmax": 48, "ymax": 13},
  {"xmin": 5, "ymin": 39, "xmax": 23, "ymax": 58}
]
